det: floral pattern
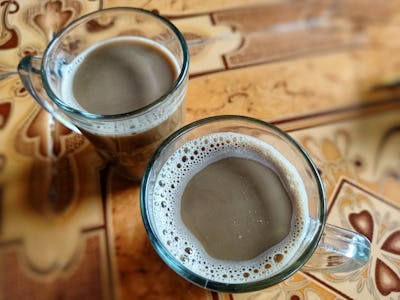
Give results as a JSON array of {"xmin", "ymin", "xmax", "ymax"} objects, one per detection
[
  {"xmin": 26, "ymin": 0, "xmax": 82, "ymax": 40},
  {"xmin": 301, "ymin": 129, "xmax": 365, "ymax": 197},
  {"xmin": 308, "ymin": 180, "xmax": 400, "ymax": 299},
  {"xmin": 0, "ymin": 0, "xmax": 399, "ymax": 299},
  {"xmin": 232, "ymin": 273, "xmax": 339, "ymax": 300},
  {"xmin": 0, "ymin": 0, "xmax": 106, "ymax": 297},
  {"xmin": 0, "ymin": 0, "xmax": 19, "ymax": 49}
]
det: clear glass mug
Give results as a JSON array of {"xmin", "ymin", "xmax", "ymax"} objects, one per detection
[
  {"xmin": 18, "ymin": 7, "xmax": 189, "ymax": 180},
  {"xmin": 140, "ymin": 115, "xmax": 371, "ymax": 293}
]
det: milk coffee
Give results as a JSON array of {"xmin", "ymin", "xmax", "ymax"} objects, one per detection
[
  {"xmin": 150, "ymin": 132, "xmax": 309, "ymax": 283},
  {"xmin": 60, "ymin": 37, "xmax": 182, "ymax": 178}
]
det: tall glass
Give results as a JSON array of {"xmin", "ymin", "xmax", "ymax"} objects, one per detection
[{"xmin": 18, "ymin": 7, "xmax": 189, "ymax": 180}]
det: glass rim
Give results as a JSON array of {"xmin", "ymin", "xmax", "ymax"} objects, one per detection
[
  {"xmin": 41, "ymin": 7, "xmax": 189, "ymax": 120},
  {"xmin": 140, "ymin": 115, "xmax": 326, "ymax": 293}
]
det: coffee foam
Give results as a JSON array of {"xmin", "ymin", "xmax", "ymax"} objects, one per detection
[
  {"xmin": 58, "ymin": 36, "xmax": 183, "ymax": 135},
  {"xmin": 149, "ymin": 132, "xmax": 309, "ymax": 283}
]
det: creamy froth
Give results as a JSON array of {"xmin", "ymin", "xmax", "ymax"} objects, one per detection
[{"xmin": 148, "ymin": 132, "xmax": 309, "ymax": 283}]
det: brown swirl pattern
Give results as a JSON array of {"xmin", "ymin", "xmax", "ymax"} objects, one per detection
[
  {"xmin": 0, "ymin": 0, "xmax": 19, "ymax": 49},
  {"xmin": 0, "ymin": 102, "xmax": 11, "ymax": 128},
  {"xmin": 27, "ymin": 0, "xmax": 81, "ymax": 39},
  {"xmin": 350, "ymin": 210, "xmax": 400, "ymax": 296}
]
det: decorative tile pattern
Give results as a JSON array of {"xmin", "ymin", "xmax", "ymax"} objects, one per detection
[
  {"xmin": 306, "ymin": 180, "xmax": 400, "ymax": 299},
  {"xmin": 232, "ymin": 273, "xmax": 342, "ymax": 300},
  {"xmin": 295, "ymin": 109, "xmax": 400, "ymax": 202},
  {"xmin": 1, "ymin": 232, "xmax": 110, "ymax": 300},
  {"xmin": 0, "ymin": 1, "xmax": 399, "ymax": 299}
]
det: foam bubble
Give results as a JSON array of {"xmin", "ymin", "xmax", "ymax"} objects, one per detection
[{"xmin": 149, "ymin": 132, "xmax": 310, "ymax": 283}]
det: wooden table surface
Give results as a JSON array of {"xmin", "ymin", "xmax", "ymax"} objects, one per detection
[{"xmin": 1, "ymin": 1, "xmax": 400, "ymax": 299}]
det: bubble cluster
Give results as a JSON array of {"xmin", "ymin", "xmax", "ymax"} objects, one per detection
[{"xmin": 150, "ymin": 132, "xmax": 309, "ymax": 283}]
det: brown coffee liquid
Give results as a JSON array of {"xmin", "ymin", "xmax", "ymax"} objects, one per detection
[
  {"xmin": 72, "ymin": 38, "xmax": 177, "ymax": 115},
  {"xmin": 151, "ymin": 132, "xmax": 309, "ymax": 282},
  {"xmin": 60, "ymin": 37, "xmax": 182, "ymax": 179},
  {"xmin": 181, "ymin": 157, "xmax": 292, "ymax": 261}
]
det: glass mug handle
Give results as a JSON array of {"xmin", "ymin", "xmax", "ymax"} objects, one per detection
[
  {"xmin": 302, "ymin": 223, "xmax": 371, "ymax": 273},
  {"xmin": 18, "ymin": 55, "xmax": 81, "ymax": 133}
]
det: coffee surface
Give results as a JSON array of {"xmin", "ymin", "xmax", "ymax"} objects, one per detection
[
  {"xmin": 64, "ymin": 37, "xmax": 177, "ymax": 115},
  {"xmin": 149, "ymin": 132, "xmax": 309, "ymax": 283},
  {"xmin": 181, "ymin": 157, "xmax": 292, "ymax": 261},
  {"xmin": 59, "ymin": 37, "xmax": 183, "ymax": 179}
]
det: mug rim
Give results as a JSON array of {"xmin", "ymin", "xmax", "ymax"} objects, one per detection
[
  {"xmin": 41, "ymin": 7, "xmax": 189, "ymax": 120},
  {"xmin": 140, "ymin": 115, "xmax": 326, "ymax": 293}
]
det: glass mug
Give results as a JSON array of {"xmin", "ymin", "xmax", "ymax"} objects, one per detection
[
  {"xmin": 18, "ymin": 7, "xmax": 189, "ymax": 180},
  {"xmin": 141, "ymin": 115, "xmax": 371, "ymax": 293}
]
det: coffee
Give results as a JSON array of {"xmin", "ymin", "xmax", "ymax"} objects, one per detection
[
  {"xmin": 150, "ymin": 132, "xmax": 309, "ymax": 283},
  {"xmin": 181, "ymin": 156, "xmax": 293, "ymax": 261},
  {"xmin": 60, "ymin": 37, "xmax": 183, "ymax": 178},
  {"xmin": 62, "ymin": 37, "xmax": 178, "ymax": 115}
]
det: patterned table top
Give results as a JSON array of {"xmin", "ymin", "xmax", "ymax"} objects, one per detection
[{"xmin": 1, "ymin": 1, "xmax": 400, "ymax": 299}]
